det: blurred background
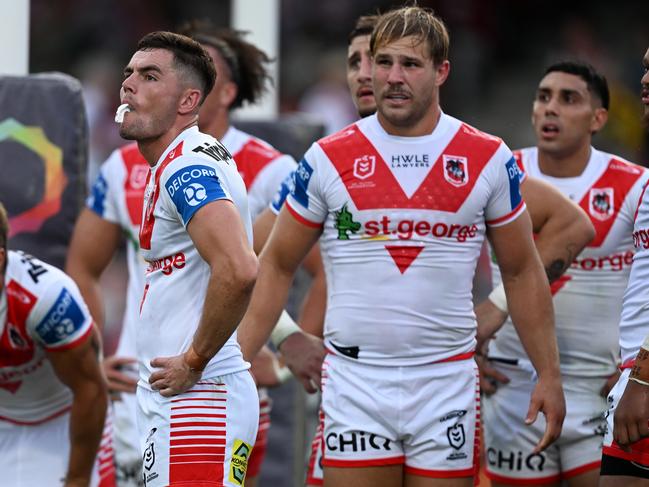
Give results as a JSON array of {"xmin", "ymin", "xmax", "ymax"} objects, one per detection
[{"xmin": 29, "ymin": 0, "xmax": 649, "ymax": 175}]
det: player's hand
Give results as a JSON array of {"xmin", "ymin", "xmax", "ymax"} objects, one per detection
[
  {"xmin": 475, "ymin": 299, "xmax": 508, "ymax": 353},
  {"xmin": 279, "ymin": 331, "xmax": 325, "ymax": 393},
  {"xmin": 250, "ymin": 345, "xmax": 284, "ymax": 388},
  {"xmin": 613, "ymin": 379, "xmax": 649, "ymax": 449},
  {"xmin": 601, "ymin": 370, "xmax": 621, "ymax": 398},
  {"xmin": 102, "ymin": 355, "xmax": 138, "ymax": 398},
  {"xmin": 475, "ymin": 354, "xmax": 509, "ymax": 395},
  {"xmin": 149, "ymin": 354, "xmax": 202, "ymax": 397},
  {"xmin": 526, "ymin": 374, "xmax": 565, "ymax": 453}
]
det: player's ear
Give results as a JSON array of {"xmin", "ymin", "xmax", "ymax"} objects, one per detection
[
  {"xmin": 590, "ymin": 107, "xmax": 608, "ymax": 134},
  {"xmin": 178, "ymin": 88, "xmax": 202, "ymax": 116}
]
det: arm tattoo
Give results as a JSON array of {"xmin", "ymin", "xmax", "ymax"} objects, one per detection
[
  {"xmin": 631, "ymin": 349, "xmax": 649, "ymax": 380},
  {"xmin": 544, "ymin": 243, "xmax": 578, "ymax": 283}
]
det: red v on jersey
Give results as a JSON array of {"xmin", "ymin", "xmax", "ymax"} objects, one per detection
[
  {"xmin": 385, "ymin": 245, "xmax": 425, "ymax": 274},
  {"xmin": 139, "ymin": 141, "xmax": 184, "ymax": 250},
  {"xmin": 120, "ymin": 143, "xmax": 148, "ymax": 227},
  {"xmin": 234, "ymin": 139, "xmax": 281, "ymax": 190},
  {"xmin": 319, "ymin": 123, "xmax": 501, "ymax": 211},
  {"xmin": 578, "ymin": 158, "xmax": 644, "ymax": 248},
  {"xmin": 0, "ymin": 281, "xmax": 38, "ymax": 393}
]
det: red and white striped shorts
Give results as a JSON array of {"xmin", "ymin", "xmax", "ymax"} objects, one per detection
[{"xmin": 136, "ymin": 371, "xmax": 259, "ymax": 486}]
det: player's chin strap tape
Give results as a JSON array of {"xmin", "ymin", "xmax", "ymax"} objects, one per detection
[
  {"xmin": 270, "ymin": 310, "xmax": 301, "ymax": 349},
  {"xmin": 488, "ymin": 283, "xmax": 508, "ymax": 314}
]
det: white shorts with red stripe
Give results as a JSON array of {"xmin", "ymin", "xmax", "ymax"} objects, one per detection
[
  {"xmin": 136, "ymin": 372, "xmax": 259, "ymax": 487},
  {"xmin": 320, "ymin": 353, "xmax": 479, "ymax": 478},
  {"xmin": 483, "ymin": 363, "xmax": 607, "ymax": 484},
  {"xmin": 306, "ymin": 408, "xmax": 325, "ymax": 485},
  {"xmin": 0, "ymin": 409, "xmax": 116, "ymax": 486},
  {"xmin": 246, "ymin": 387, "xmax": 272, "ymax": 479}
]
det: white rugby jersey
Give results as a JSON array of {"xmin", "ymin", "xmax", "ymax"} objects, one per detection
[
  {"xmin": 222, "ymin": 126, "xmax": 296, "ymax": 219},
  {"xmin": 0, "ymin": 251, "xmax": 94, "ymax": 423},
  {"xmin": 87, "ymin": 143, "xmax": 148, "ymax": 362},
  {"xmin": 138, "ymin": 126, "xmax": 253, "ymax": 388},
  {"xmin": 619, "ymin": 177, "xmax": 649, "ymax": 366},
  {"xmin": 285, "ymin": 113, "xmax": 526, "ymax": 366},
  {"xmin": 489, "ymin": 147, "xmax": 648, "ymax": 377}
]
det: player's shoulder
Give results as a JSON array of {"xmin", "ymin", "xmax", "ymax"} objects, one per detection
[
  {"xmin": 161, "ymin": 130, "xmax": 234, "ymax": 176},
  {"xmin": 6, "ymin": 250, "xmax": 74, "ymax": 297},
  {"xmin": 316, "ymin": 120, "xmax": 362, "ymax": 150},
  {"xmin": 597, "ymin": 148, "xmax": 647, "ymax": 176},
  {"xmin": 230, "ymin": 126, "xmax": 283, "ymax": 160},
  {"xmin": 449, "ymin": 115, "xmax": 503, "ymax": 148}
]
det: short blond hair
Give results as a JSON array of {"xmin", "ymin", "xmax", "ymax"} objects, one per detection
[{"xmin": 370, "ymin": 6, "xmax": 449, "ymax": 66}]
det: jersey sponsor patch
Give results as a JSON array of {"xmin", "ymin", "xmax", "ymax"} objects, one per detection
[
  {"xmin": 35, "ymin": 288, "xmax": 86, "ymax": 346},
  {"xmin": 88, "ymin": 173, "xmax": 109, "ymax": 216},
  {"xmin": 505, "ymin": 156, "xmax": 523, "ymax": 211},
  {"xmin": 165, "ymin": 164, "xmax": 228, "ymax": 225},
  {"xmin": 292, "ymin": 158, "xmax": 314, "ymax": 209},
  {"xmin": 271, "ymin": 172, "xmax": 294, "ymax": 213}
]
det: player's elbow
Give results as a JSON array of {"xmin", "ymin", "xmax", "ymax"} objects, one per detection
[
  {"xmin": 227, "ymin": 251, "xmax": 259, "ymax": 296},
  {"xmin": 572, "ymin": 209, "xmax": 596, "ymax": 250}
]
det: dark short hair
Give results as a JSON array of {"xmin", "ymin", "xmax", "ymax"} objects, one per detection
[
  {"xmin": 178, "ymin": 21, "xmax": 272, "ymax": 110},
  {"xmin": 544, "ymin": 61, "xmax": 610, "ymax": 110},
  {"xmin": 136, "ymin": 31, "xmax": 216, "ymax": 105},
  {"xmin": 0, "ymin": 202, "xmax": 8, "ymax": 253},
  {"xmin": 348, "ymin": 15, "xmax": 379, "ymax": 45},
  {"xmin": 371, "ymin": 6, "xmax": 449, "ymax": 66}
]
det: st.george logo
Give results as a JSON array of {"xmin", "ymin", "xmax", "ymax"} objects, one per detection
[
  {"xmin": 589, "ymin": 188, "xmax": 614, "ymax": 221},
  {"xmin": 353, "ymin": 155, "xmax": 375, "ymax": 180},
  {"xmin": 183, "ymin": 182, "xmax": 207, "ymax": 207},
  {"xmin": 443, "ymin": 155, "xmax": 468, "ymax": 187}
]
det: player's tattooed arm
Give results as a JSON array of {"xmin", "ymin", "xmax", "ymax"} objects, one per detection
[
  {"xmin": 544, "ymin": 243, "xmax": 579, "ymax": 283},
  {"xmin": 631, "ymin": 349, "xmax": 649, "ymax": 382}
]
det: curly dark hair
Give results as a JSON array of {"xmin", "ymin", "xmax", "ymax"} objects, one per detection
[{"xmin": 178, "ymin": 20, "xmax": 273, "ymax": 110}]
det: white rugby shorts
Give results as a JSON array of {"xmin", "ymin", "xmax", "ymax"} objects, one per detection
[
  {"xmin": 136, "ymin": 372, "xmax": 259, "ymax": 487},
  {"xmin": 483, "ymin": 362, "xmax": 607, "ymax": 483},
  {"xmin": 0, "ymin": 409, "xmax": 115, "ymax": 486},
  {"xmin": 320, "ymin": 352, "xmax": 479, "ymax": 478}
]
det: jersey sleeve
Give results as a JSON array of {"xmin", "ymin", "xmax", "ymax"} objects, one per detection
[
  {"xmin": 269, "ymin": 170, "xmax": 295, "ymax": 215},
  {"xmin": 160, "ymin": 157, "xmax": 233, "ymax": 227},
  {"xmin": 512, "ymin": 149, "xmax": 527, "ymax": 184},
  {"xmin": 249, "ymin": 154, "xmax": 297, "ymax": 220},
  {"xmin": 27, "ymin": 273, "xmax": 93, "ymax": 351},
  {"xmin": 284, "ymin": 144, "xmax": 329, "ymax": 227},
  {"xmin": 484, "ymin": 144, "xmax": 527, "ymax": 227},
  {"xmin": 86, "ymin": 149, "xmax": 123, "ymax": 224}
]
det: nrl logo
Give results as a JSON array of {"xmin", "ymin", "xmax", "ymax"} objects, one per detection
[
  {"xmin": 353, "ymin": 155, "xmax": 375, "ymax": 180},
  {"xmin": 589, "ymin": 188, "xmax": 614, "ymax": 221},
  {"xmin": 443, "ymin": 155, "xmax": 468, "ymax": 187}
]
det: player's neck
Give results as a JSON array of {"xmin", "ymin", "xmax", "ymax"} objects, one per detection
[
  {"xmin": 537, "ymin": 144, "xmax": 591, "ymax": 178},
  {"xmin": 377, "ymin": 104, "xmax": 441, "ymax": 137},
  {"xmin": 138, "ymin": 118, "xmax": 198, "ymax": 167},
  {"xmin": 199, "ymin": 112, "xmax": 230, "ymax": 141}
]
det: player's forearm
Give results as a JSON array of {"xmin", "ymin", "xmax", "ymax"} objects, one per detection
[
  {"xmin": 66, "ymin": 382, "xmax": 108, "ymax": 485},
  {"xmin": 297, "ymin": 268, "xmax": 326, "ymax": 338},
  {"xmin": 505, "ymin": 262, "xmax": 561, "ymax": 379},
  {"xmin": 238, "ymin": 252, "xmax": 295, "ymax": 360},
  {"xmin": 534, "ymin": 209, "xmax": 594, "ymax": 283},
  {"xmin": 190, "ymin": 256, "xmax": 258, "ymax": 365}
]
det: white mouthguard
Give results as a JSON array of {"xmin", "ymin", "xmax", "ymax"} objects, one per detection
[{"xmin": 115, "ymin": 104, "xmax": 131, "ymax": 123}]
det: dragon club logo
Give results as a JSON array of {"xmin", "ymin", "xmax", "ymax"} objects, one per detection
[
  {"xmin": 443, "ymin": 155, "xmax": 468, "ymax": 187},
  {"xmin": 589, "ymin": 188, "xmax": 614, "ymax": 221}
]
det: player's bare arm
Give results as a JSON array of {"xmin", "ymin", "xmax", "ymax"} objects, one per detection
[
  {"xmin": 476, "ymin": 177, "xmax": 594, "ymax": 345},
  {"xmin": 488, "ymin": 208, "xmax": 565, "ymax": 453},
  {"xmin": 148, "ymin": 199, "xmax": 257, "ymax": 397},
  {"xmin": 66, "ymin": 208, "xmax": 122, "ymax": 331},
  {"xmin": 47, "ymin": 328, "xmax": 108, "ymax": 487},
  {"xmin": 614, "ymin": 348, "xmax": 649, "ymax": 447},
  {"xmin": 238, "ymin": 207, "xmax": 324, "ymax": 392},
  {"xmin": 66, "ymin": 208, "xmax": 139, "ymax": 395}
]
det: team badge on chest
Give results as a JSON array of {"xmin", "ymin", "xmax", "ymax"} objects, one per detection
[
  {"xmin": 589, "ymin": 188, "xmax": 614, "ymax": 221},
  {"xmin": 443, "ymin": 155, "xmax": 468, "ymax": 187},
  {"xmin": 353, "ymin": 155, "xmax": 375, "ymax": 180}
]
